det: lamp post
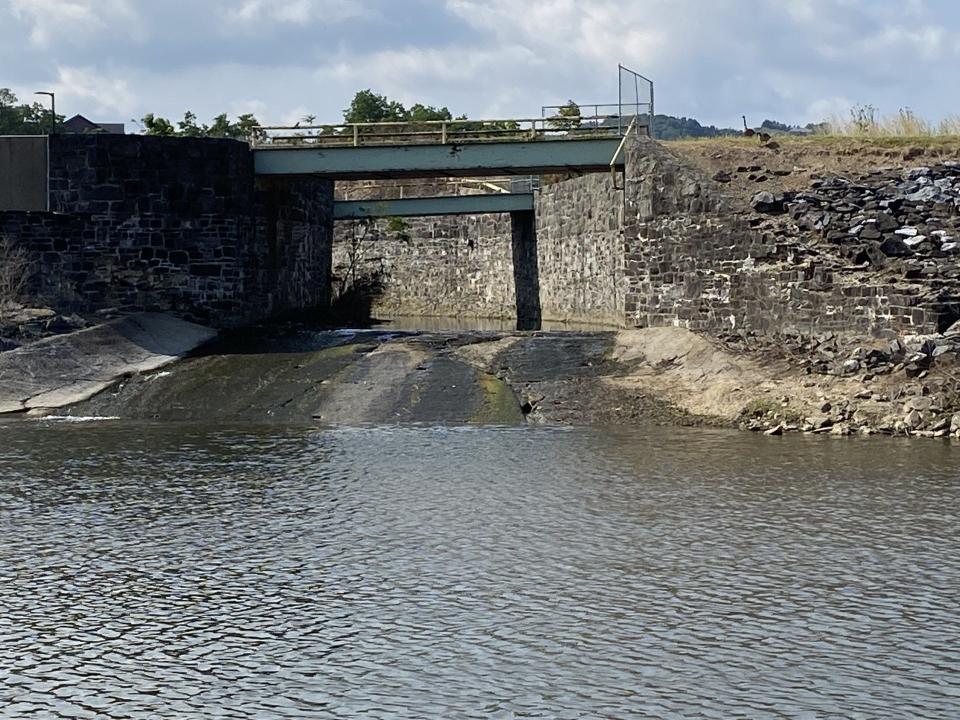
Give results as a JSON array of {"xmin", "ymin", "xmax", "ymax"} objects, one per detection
[{"xmin": 34, "ymin": 91, "xmax": 56, "ymax": 134}]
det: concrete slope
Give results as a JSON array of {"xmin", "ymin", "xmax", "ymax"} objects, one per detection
[{"xmin": 0, "ymin": 313, "xmax": 216, "ymax": 414}]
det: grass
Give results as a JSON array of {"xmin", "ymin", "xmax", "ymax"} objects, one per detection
[
  {"xmin": 663, "ymin": 105, "xmax": 960, "ymax": 147},
  {"xmin": 665, "ymin": 133, "xmax": 960, "ymax": 150},
  {"xmin": 824, "ymin": 106, "xmax": 960, "ymax": 138}
]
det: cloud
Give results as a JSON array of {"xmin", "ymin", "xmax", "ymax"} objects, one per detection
[
  {"xmin": 49, "ymin": 66, "xmax": 137, "ymax": 116},
  {"xmin": 3, "ymin": 0, "xmax": 959, "ymax": 129},
  {"xmin": 227, "ymin": 0, "xmax": 371, "ymax": 24},
  {"xmin": 9, "ymin": 0, "xmax": 139, "ymax": 47}
]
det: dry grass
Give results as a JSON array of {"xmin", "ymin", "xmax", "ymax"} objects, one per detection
[
  {"xmin": 662, "ymin": 105, "xmax": 960, "ymax": 146},
  {"xmin": 823, "ymin": 105, "xmax": 960, "ymax": 138},
  {"xmin": 665, "ymin": 132, "xmax": 960, "ymax": 151}
]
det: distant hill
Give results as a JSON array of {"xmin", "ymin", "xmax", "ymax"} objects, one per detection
[{"xmin": 651, "ymin": 114, "xmax": 820, "ymax": 140}]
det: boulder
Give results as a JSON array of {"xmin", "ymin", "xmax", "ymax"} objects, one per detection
[
  {"xmin": 905, "ymin": 410, "xmax": 923, "ymax": 429},
  {"xmin": 879, "ymin": 237, "xmax": 910, "ymax": 257},
  {"xmin": 751, "ymin": 191, "xmax": 787, "ymax": 213}
]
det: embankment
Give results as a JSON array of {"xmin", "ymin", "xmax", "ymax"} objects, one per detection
[{"xmin": 0, "ymin": 313, "xmax": 215, "ymax": 414}]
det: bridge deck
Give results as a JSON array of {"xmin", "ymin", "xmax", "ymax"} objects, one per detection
[
  {"xmin": 333, "ymin": 193, "xmax": 534, "ymax": 219},
  {"xmin": 254, "ymin": 137, "xmax": 624, "ymax": 180}
]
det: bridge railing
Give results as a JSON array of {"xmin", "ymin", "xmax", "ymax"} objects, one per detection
[
  {"xmin": 541, "ymin": 102, "xmax": 651, "ymax": 135},
  {"xmin": 254, "ymin": 113, "xmax": 647, "ymax": 148}
]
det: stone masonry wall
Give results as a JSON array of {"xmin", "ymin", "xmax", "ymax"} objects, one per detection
[
  {"xmin": 332, "ymin": 177, "xmax": 627, "ymax": 326},
  {"xmin": 0, "ymin": 134, "xmax": 333, "ymax": 326},
  {"xmin": 333, "ymin": 214, "xmax": 517, "ymax": 319},
  {"xmin": 622, "ymin": 137, "xmax": 944, "ymax": 337},
  {"xmin": 534, "ymin": 174, "xmax": 625, "ymax": 326},
  {"xmin": 328, "ymin": 136, "xmax": 948, "ymax": 337}
]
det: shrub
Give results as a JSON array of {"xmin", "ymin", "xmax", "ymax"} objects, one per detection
[{"xmin": 0, "ymin": 235, "xmax": 31, "ymax": 323}]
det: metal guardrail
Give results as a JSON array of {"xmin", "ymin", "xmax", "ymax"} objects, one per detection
[
  {"xmin": 541, "ymin": 102, "xmax": 651, "ymax": 133},
  {"xmin": 254, "ymin": 113, "xmax": 648, "ymax": 149}
]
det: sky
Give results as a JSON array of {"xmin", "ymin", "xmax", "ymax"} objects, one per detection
[{"xmin": 2, "ymin": 0, "xmax": 959, "ymax": 130}]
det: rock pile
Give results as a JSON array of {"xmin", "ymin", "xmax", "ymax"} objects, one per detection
[
  {"xmin": 751, "ymin": 162, "xmax": 960, "ymax": 273},
  {"xmin": 726, "ymin": 325, "xmax": 960, "ymax": 439},
  {"xmin": 0, "ymin": 304, "xmax": 89, "ymax": 352}
]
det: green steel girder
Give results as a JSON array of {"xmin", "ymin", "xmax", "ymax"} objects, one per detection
[
  {"xmin": 254, "ymin": 138, "xmax": 623, "ymax": 180},
  {"xmin": 334, "ymin": 193, "xmax": 534, "ymax": 219}
]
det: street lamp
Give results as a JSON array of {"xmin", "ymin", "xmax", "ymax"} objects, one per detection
[{"xmin": 34, "ymin": 91, "xmax": 56, "ymax": 135}]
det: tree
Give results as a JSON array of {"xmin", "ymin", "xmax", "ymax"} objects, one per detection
[
  {"xmin": 407, "ymin": 103, "xmax": 452, "ymax": 122},
  {"xmin": 344, "ymin": 90, "xmax": 407, "ymax": 124},
  {"xmin": 760, "ymin": 119, "xmax": 791, "ymax": 132},
  {"xmin": 0, "ymin": 235, "xmax": 32, "ymax": 323},
  {"xmin": 138, "ymin": 111, "xmax": 263, "ymax": 140},
  {"xmin": 548, "ymin": 100, "xmax": 581, "ymax": 130},
  {"xmin": 0, "ymin": 88, "xmax": 64, "ymax": 135},
  {"xmin": 140, "ymin": 113, "xmax": 177, "ymax": 136}
]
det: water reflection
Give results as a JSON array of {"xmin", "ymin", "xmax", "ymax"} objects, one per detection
[{"xmin": 0, "ymin": 424, "xmax": 958, "ymax": 718}]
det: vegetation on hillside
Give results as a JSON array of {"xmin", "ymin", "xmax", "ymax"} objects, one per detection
[{"xmin": 344, "ymin": 89, "xmax": 452, "ymax": 124}]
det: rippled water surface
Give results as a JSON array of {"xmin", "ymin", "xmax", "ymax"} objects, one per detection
[{"xmin": 1, "ymin": 422, "xmax": 959, "ymax": 718}]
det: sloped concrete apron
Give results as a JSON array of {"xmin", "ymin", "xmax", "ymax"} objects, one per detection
[{"xmin": 0, "ymin": 313, "xmax": 216, "ymax": 414}]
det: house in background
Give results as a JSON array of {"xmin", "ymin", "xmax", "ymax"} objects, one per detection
[{"xmin": 62, "ymin": 114, "xmax": 125, "ymax": 135}]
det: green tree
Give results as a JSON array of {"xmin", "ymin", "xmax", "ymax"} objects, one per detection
[
  {"xmin": 138, "ymin": 111, "xmax": 263, "ymax": 140},
  {"xmin": 344, "ymin": 89, "xmax": 407, "ymax": 124},
  {"xmin": 140, "ymin": 113, "xmax": 177, "ymax": 136},
  {"xmin": 0, "ymin": 88, "xmax": 64, "ymax": 135},
  {"xmin": 406, "ymin": 103, "xmax": 452, "ymax": 122},
  {"xmin": 548, "ymin": 99, "xmax": 581, "ymax": 130},
  {"xmin": 177, "ymin": 111, "xmax": 205, "ymax": 136}
]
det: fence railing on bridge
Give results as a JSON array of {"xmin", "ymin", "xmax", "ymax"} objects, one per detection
[{"xmin": 255, "ymin": 112, "xmax": 648, "ymax": 149}]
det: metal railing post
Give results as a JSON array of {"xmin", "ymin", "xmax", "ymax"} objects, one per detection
[
  {"xmin": 618, "ymin": 64, "xmax": 623, "ymax": 136},
  {"xmin": 353, "ymin": 125, "xmax": 359, "ymax": 147}
]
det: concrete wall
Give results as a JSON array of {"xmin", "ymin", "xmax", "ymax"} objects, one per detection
[
  {"xmin": 5, "ymin": 133, "xmax": 945, "ymax": 336},
  {"xmin": 0, "ymin": 136, "xmax": 47, "ymax": 211},
  {"xmin": 1, "ymin": 134, "xmax": 333, "ymax": 326}
]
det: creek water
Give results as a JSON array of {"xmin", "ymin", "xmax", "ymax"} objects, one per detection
[{"xmin": 0, "ymin": 420, "xmax": 958, "ymax": 718}]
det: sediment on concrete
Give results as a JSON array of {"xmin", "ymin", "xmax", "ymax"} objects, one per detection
[{"xmin": 0, "ymin": 313, "xmax": 216, "ymax": 414}]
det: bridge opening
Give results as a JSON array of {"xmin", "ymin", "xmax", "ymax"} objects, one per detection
[{"xmin": 315, "ymin": 65, "xmax": 652, "ymax": 331}]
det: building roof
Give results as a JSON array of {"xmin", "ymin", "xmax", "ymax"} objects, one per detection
[{"xmin": 63, "ymin": 114, "xmax": 125, "ymax": 135}]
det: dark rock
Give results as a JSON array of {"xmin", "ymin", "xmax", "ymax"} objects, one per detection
[
  {"xmin": 751, "ymin": 191, "xmax": 787, "ymax": 214},
  {"xmin": 879, "ymin": 236, "xmax": 910, "ymax": 257}
]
